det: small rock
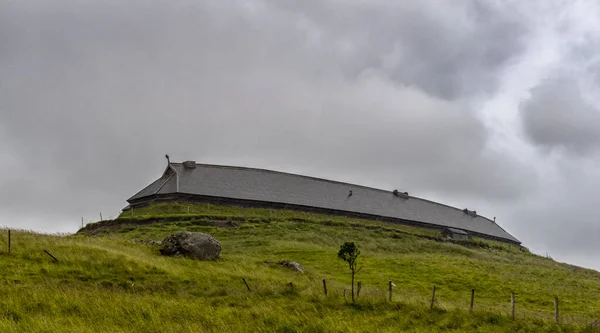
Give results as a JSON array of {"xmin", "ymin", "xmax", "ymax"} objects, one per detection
[
  {"xmin": 135, "ymin": 239, "xmax": 162, "ymax": 246},
  {"xmin": 160, "ymin": 231, "xmax": 221, "ymax": 260},
  {"xmin": 278, "ymin": 260, "xmax": 304, "ymax": 273}
]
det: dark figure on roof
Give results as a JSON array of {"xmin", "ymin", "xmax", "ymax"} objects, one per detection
[{"xmin": 393, "ymin": 190, "xmax": 409, "ymax": 198}]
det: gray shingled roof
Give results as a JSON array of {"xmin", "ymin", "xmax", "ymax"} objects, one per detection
[{"xmin": 128, "ymin": 162, "xmax": 520, "ymax": 244}]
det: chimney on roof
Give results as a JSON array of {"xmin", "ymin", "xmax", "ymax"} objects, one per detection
[{"xmin": 183, "ymin": 161, "xmax": 196, "ymax": 169}]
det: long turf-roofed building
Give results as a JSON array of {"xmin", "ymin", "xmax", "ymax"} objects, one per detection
[{"xmin": 127, "ymin": 160, "xmax": 521, "ymax": 245}]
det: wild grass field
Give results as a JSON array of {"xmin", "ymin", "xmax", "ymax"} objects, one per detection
[{"xmin": 1, "ymin": 202, "xmax": 599, "ymax": 332}]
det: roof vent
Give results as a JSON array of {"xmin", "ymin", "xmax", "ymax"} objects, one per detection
[
  {"xmin": 393, "ymin": 189, "xmax": 409, "ymax": 199},
  {"xmin": 463, "ymin": 208, "xmax": 477, "ymax": 217},
  {"xmin": 183, "ymin": 161, "xmax": 196, "ymax": 169}
]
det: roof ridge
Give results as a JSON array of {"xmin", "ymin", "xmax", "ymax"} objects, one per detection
[{"xmin": 179, "ymin": 162, "xmax": 499, "ymax": 224}]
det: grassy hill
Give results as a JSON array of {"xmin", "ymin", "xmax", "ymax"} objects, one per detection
[{"xmin": 1, "ymin": 202, "xmax": 599, "ymax": 332}]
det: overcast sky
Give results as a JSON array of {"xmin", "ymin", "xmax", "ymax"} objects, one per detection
[{"xmin": 2, "ymin": 0, "xmax": 600, "ymax": 269}]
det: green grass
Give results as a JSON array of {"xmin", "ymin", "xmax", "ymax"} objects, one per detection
[
  {"xmin": 115, "ymin": 202, "xmax": 444, "ymax": 237},
  {"xmin": 1, "ymin": 202, "xmax": 598, "ymax": 332}
]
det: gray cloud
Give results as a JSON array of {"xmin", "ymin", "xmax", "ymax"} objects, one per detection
[
  {"xmin": 268, "ymin": 0, "xmax": 528, "ymax": 100},
  {"xmin": 514, "ymin": 64, "xmax": 600, "ymax": 263},
  {"xmin": 521, "ymin": 76, "xmax": 600, "ymax": 154},
  {"xmin": 0, "ymin": 0, "xmax": 534, "ymax": 238},
  {"xmin": 505, "ymin": 1, "xmax": 600, "ymax": 264},
  {"xmin": 504, "ymin": 157, "xmax": 600, "ymax": 259}
]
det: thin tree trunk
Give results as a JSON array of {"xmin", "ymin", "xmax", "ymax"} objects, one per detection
[{"xmin": 351, "ymin": 270, "xmax": 355, "ymax": 303}]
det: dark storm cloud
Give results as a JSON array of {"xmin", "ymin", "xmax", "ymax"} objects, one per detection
[
  {"xmin": 0, "ymin": 0, "xmax": 534, "ymax": 232},
  {"xmin": 521, "ymin": 76, "xmax": 600, "ymax": 154},
  {"xmin": 268, "ymin": 0, "xmax": 528, "ymax": 99}
]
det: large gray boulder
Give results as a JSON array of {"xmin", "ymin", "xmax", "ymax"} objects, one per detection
[{"xmin": 160, "ymin": 231, "xmax": 221, "ymax": 260}]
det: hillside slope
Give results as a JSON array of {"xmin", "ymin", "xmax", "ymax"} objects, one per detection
[{"xmin": 1, "ymin": 202, "xmax": 598, "ymax": 332}]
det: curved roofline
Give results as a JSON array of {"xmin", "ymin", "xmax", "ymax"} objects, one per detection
[{"xmin": 171, "ymin": 161, "xmax": 499, "ymax": 224}]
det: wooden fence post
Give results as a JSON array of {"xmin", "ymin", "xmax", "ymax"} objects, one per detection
[
  {"xmin": 554, "ymin": 296, "xmax": 559, "ymax": 325},
  {"xmin": 100, "ymin": 212, "xmax": 103, "ymax": 221},
  {"xmin": 8, "ymin": 229, "xmax": 11, "ymax": 255},
  {"xmin": 388, "ymin": 280, "xmax": 393, "ymax": 302},
  {"xmin": 470, "ymin": 289, "xmax": 475, "ymax": 312},
  {"xmin": 357, "ymin": 281, "xmax": 362, "ymax": 298},
  {"xmin": 242, "ymin": 278, "xmax": 251, "ymax": 291},
  {"xmin": 322, "ymin": 279, "xmax": 328, "ymax": 296},
  {"xmin": 43, "ymin": 250, "xmax": 59, "ymax": 263},
  {"xmin": 431, "ymin": 286, "xmax": 436, "ymax": 310},
  {"xmin": 511, "ymin": 292, "xmax": 515, "ymax": 320}
]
